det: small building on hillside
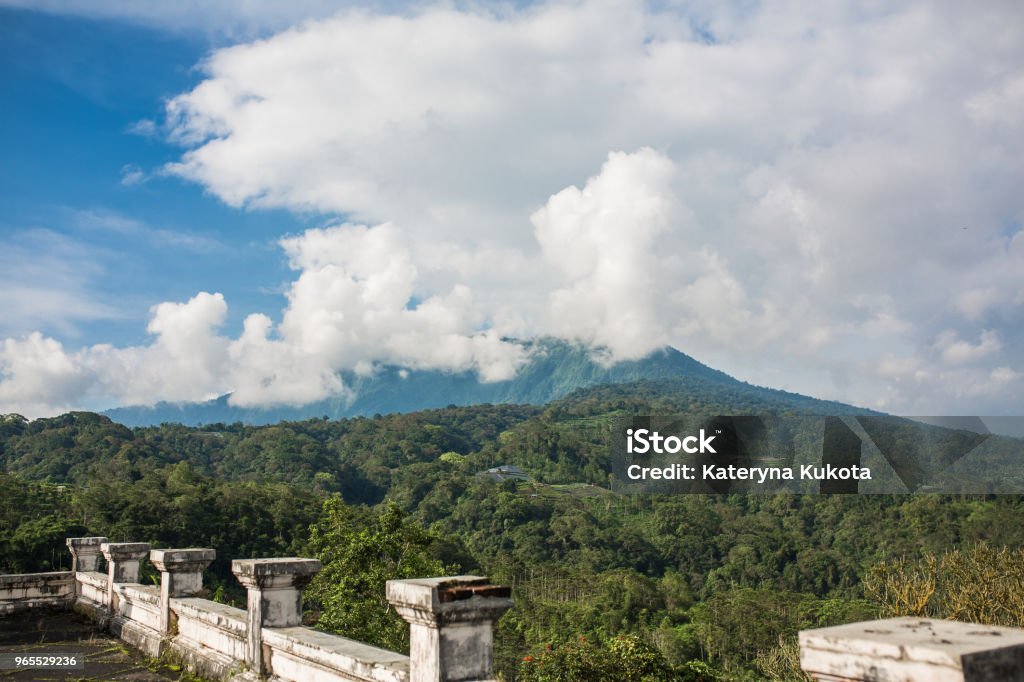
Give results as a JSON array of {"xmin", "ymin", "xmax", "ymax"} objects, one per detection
[{"xmin": 477, "ymin": 464, "xmax": 530, "ymax": 482}]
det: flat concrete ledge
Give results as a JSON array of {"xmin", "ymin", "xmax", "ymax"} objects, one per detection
[
  {"xmin": 172, "ymin": 597, "xmax": 248, "ymax": 635},
  {"xmin": 0, "ymin": 571, "xmax": 74, "ymax": 587},
  {"xmin": 119, "ymin": 584, "xmax": 161, "ymax": 606},
  {"xmin": 263, "ymin": 626, "xmax": 410, "ymax": 682},
  {"xmin": 800, "ymin": 617, "xmax": 1024, "ymax": 682},
  {"xmin": 0, "ymin": 571, "xmax": 74, "ymax": 615},
  {"xmin": 76, "ymin": 570, "xmax": 108, "ymax": 588}
]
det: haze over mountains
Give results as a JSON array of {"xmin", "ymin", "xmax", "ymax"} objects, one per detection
[{"xmin": 104, "ymin": 338, "xmax": 865, "ymax": 427}]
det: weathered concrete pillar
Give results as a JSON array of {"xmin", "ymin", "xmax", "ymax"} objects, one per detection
[
  {"xmin": 67, "ymin": 536, "xmax": 107, "ymax": 572},
  {"xmin": 150, "ymin": 548, "xmax": 215, "ymax": 634},
  {"xmin": 232, "ymin": 557, "xmax": 322, "ymax": 675},
  {"xmin": 387, "ymin": 576, "xmax": 513, "ymax": 682},
  {"xmin": 101, "ymin": 542, "xmax": 150, "ymax": 614},
  {"xmin": 800, "ymin": 617, "xmax": 1024, "ymax": 681}
]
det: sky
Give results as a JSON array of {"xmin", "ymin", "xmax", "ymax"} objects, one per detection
[{"xmin": 0, "ymin": 0, "xmax": 1022, "ymax": 418}]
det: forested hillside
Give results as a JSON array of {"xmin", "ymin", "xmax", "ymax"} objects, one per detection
[{"xmin": 3, "ymin": 382, "xmax": 1023, "ymax": 681}]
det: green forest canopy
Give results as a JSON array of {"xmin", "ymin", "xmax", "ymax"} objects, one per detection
[{"xmin": 2, "ymin": 380, "xmax": 1023, "ymax": 680}]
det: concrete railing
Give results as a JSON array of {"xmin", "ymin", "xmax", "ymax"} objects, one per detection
[
  {"xmin": 799, "ymin": 617, "xmax": 1024, "ymax": 681},
  {"xmin": 0, "ymin": 571, "xmax": 74, "ymax": 615},
  {"xmin": 11, "ymin": 540, "xmax": 1024, "ymax": 681},
  {"xmin": 0, "ymin": 536, "xmax": 512, "ymax": 682}
]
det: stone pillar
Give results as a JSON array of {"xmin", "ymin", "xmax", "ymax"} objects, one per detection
[
  {"xmin": 800, "ymin": 617, "xmax": 1024, "ymax": 681},
  {"xmin": 101, "ymin": 542, "xmax": 150, "ymax": 614},
  {"xmin": 150, "ymin": 548, "xmax": 215, "ymax": 634},
  {"xmin": 387, "ymin": 576, "xmax": 513, "ymax": 682},
  {"xmin": 232, "ymin": 557, "xmax": 322, "ymax": 675},
  {"xmin": 67, "ymin": 536, "xmax": 107, "ymax": 572}
]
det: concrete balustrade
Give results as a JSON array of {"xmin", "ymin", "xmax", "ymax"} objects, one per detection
[
  {"xmin": 11, "ymin": 536, "xmax": 1024, "ymax": 681},
  {"xmin": 0, "ymin": 536, "xmax": 515, "ymax": 681},
  {"xmin": 12, "ymin": 538, "xmax": 1024, "ymax": 682},
  {"xmin": 0, "ymin": 571, "xmax": 74, "ymax": 615}
]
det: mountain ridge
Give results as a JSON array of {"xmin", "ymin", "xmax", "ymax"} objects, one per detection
[{"xmin": 102, "ymin": 338, "xmax": 859, "ymax": 427}]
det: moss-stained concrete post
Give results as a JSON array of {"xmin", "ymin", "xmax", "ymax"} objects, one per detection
[
  {"xmin": 67, "ymin": 536, "xmax": 107, "ymax": 573},
  {"xmin": 800, "ymin": 617, "xmax": 1024, "ymax": 681},
  {"xmin": 150, "ymin": 548, "xmax": 215, "ymax": 635},
  {"xmin": 387, "ymin": 576, "xmax": 513, "ymax": 682},
  {"xmin": 100, "ymin": 542, "xmax": 150, "ymax": 615},
  {"xmin": 232, "ymin": 557, "xmax": 321, "ymax": 675}
]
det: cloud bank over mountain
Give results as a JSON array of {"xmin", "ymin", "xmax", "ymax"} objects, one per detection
[{"xmin": 1, "ymin": 0, "xmax": 1023, "ymax": 417}]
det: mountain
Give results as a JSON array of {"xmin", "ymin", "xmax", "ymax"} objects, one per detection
[
  {"xmin": 102, "ymin": 338, "xmax": 880, "ymax": 428},
  {"xmin": 103, "ymin": 338, "xmax": 754, "ymax": 427}
]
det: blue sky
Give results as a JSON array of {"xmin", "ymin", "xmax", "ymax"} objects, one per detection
[
  {"xmin": 0, "ymin": 8, "xmax": 312, "ymax": 348},
  {"xmin": 1, "ymin": 1, "xmax": 1022, "ymax": 417}
]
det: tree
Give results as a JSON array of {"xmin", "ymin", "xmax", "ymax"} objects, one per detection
[
  {"xmin": 517, "ymin": 634, "xmax": 698, "ymax": 681},
  {"xmin": 306, "ymin": 498, "xmax": 455, "ymax": 652},
  {"xmin": 864, "ymin": 543, "xmax": 1024, "ymax": 627}
]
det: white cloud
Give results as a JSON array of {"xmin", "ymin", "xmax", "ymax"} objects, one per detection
[
  {"xmin": 532, "ymin": 148, "xmax": 677, "ymax": 358},
  {"xmin": 230, "ymin": 222, "xmax": 526, "ymax": 406},
  {"xmin": 992, "ymin": 366, "xmax": 1021, "ymax": 384},
  {"xmin": 3, "ymin": 0, "xmax": 1024, "ymax": 416},
  {"xmin": 936, "ymin": 329, "xmax": 1003, "ymax": 365},
  {"xmin": 127, "ymin": 119, "xmax": 158, "ymax": 137},
  {"xmin": 0, "ymin": 225, "xmax": 528, "ymax": 416},
  {"xmin": 954, "ymin": 288, "xmax": 1002, "ymax": 321},
  {"xmin": 119, "ymin": 164, "xmax": 147, "ymax": 186},
  {"xmin": 0, "ymin": 293, "xmax": 230, "ymax": 416},
  {"xmin": 0, "ymin": 333, "xmax": 96, "ymax": 417}
]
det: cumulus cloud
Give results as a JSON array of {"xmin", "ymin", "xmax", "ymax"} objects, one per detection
[
  {"xmin": 230, "ymin": 223, "xmax": 526, "ymax": 406},
  {"xmin": 0, "ymin": 333, "xmax": 96, "ymax": 417},
  {"xmin": 0, "ymin": 293, "xmax": 229, "ymax": 416},
  {"xmin": 0, "ymin": 226, "xmax": 527, "ymax": 416},
  {"xmin": 2, "ymin": 0, "xmax": 1024, "ymax": 416},
  {"xmin": 532, "ymin": 148, "xmax": 677, "ymax": 358},
  {"xmin": 936, "ymin": 329, "xmax": 1003, "ymax": 365}
]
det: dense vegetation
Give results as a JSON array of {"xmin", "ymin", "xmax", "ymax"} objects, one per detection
[{"xmin": 2, "ymin": 381, "xmax": 1023, "ymax": 680}]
